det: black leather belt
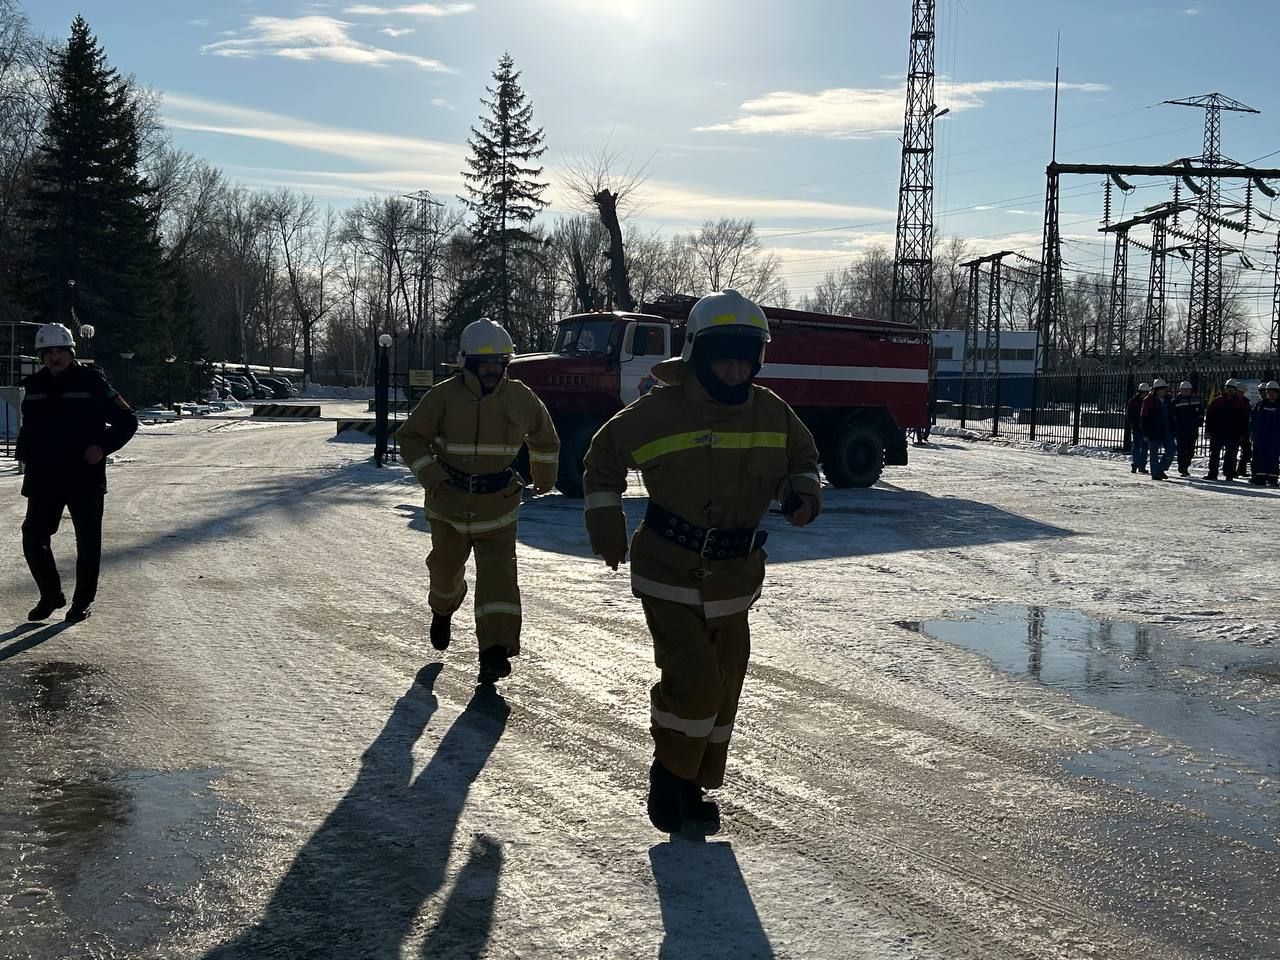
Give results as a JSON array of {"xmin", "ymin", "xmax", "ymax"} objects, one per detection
[
  {"xmin": 644, "ymin": 502, "xmax": 767, "ymax": 560},
  {"xmin": 440, "ymin": 459, "xmax": 518, "ymax": 494}
]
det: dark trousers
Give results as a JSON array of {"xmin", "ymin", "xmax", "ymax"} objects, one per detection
[
  {"xmin": 1175, "ymin": 431, "xmax": 1198, "ymax": 474},
  {"xmin": 1208, "ymin": 436, "xmax": 1240, "ymax": 479},
  {"xmin": 22, "ymin": 491, "xmax": 105, "ymax": 607}
]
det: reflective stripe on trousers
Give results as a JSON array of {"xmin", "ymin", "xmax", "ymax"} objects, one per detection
[{"xmin": 426, "ymin": 516, "xmax": 523, "ymax": 654}]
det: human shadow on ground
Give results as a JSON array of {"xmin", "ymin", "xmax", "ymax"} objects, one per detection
[
  {"xmin": 203, "ymin": 664, "xmax": 509, "ymax": 960},
  {"xmin": 513, "ymin": 486, "xmax": 1072, "ymax": 564},
  {"xmin": 650, "ymin": 839, "xmax": 774, "ymax": 960},
  {"xmin": 0, "ymin": 622, "xmax": 72, "ymax": 663}
]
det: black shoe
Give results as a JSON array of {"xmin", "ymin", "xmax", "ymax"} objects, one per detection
[
  {"xmin": 64, "ymin": 604, "xmax": 92, "ymax": 624},
  {"xmin": 429, "ymin": 613, "xmax": 451, "ymax": 651},
  {"xmin": 1138, "ymin": 467, "xmax": 1148, "ymax": 474},
  {"xmin": 647, "ymin": 759, "xmax": 685, "ymax": 833},
  {"xmin": 680, "ymin": 780, "xmax": 722, "ymax": 835},
  {"xmin": 477, "ymin": 646, "xmax": 512, "ymax": 685},
  {"xmin": 1178, "ymin": 469, "xmax": 1189, "ymax": 477},
  {"xmin": 27, "ymin": 593, "xmax": 66, "ymax": 621},
  {"xmin": 1205, "ymin": 474, "xmax": 1218, "ymax": 481},
  {"xmin": 1131, "ymin": 465, "xmax": 1138, "ymax": 474},
  {"xmin": 1269, "ymin": 479, "xmax": 1279, "ymax": 488}
]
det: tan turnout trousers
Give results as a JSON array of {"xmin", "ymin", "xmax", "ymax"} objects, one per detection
[
  {"xmin": 426, "ymin": 515, "xmax": 522, "ymax": 655},
  {"xmin": 643, "ymin": 598, "xmax": 750, "ymax": 788}
]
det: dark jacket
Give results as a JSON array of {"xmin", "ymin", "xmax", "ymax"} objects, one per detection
[
  {"xmin": 1206, "ymin": 393, "xmax": 1250, "ymax": 441},
  {"xmin": 1251, "ymin": 398, "xmax": 1280, "ymax": 456},
  {"xmin": 1171, "ymin": 393, "xmax": 1204, "ymax": 435},
  {"xmin": 1125, "ymin": 393, "xmax": 1147, "ymax": 433},
  {"xmin": 15, "ymin": 362, "xmax": 138, "ymax": 497},
  {"xmin": 1140, "ymin": 393, "xmax": 1173, "ymax": 443}
]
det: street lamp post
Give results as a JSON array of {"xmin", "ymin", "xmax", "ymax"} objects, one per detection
[
  {"xmin": 165, "ymin": 355, "xmax": 177, "ymax": 410},
  {"xmin": 374, "ymin": 333, "xmax": 392, "ymax": 467},
  {"xmin": 120, "ymin": 352, "xmax": 134, "ymax": 399}
]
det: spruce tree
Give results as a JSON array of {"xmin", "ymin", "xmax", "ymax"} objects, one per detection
[
  {"xmin": 460, "ymin": 52, "xmax": 548, "ymax": 342},
  {"xmin": 23, "ymin": 16, "xmax": 164, "ymax": 391}
]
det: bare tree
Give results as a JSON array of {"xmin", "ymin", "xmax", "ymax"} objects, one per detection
[
  {"xmin": 562, "ymin": 143, "xmax": 651, "ymax": 310},
  {"xmin": 689, "ymin": 217, "xmax": 788, "ymax": 305},
  {"xmin": 268, "ymin": 188, "xmax": 339, "ymax": 383}
]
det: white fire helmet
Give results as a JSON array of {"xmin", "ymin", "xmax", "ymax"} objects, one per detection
[
  {"xmin": 458, "ymin": 317, "xmax": 515, "ymax": 364},
  {"xmin": 680, "ymin": 289, "xmax": 771, "ymax": 362},
  {"xmin": 35, "ymin": 322, "xmax": 76, "ymax": 354},
  {"xmin": 1151, "ymin": 378, "xmax": 1169, "ymax": 389},
  {"xmin": 1138, "ymin": 382, "xmax": 1151, "ymax": 392},
  {"xmin": 1266, "ymin": 381, "xmax": 1280, "ymax": 392},
  {"xmin": 1178, "ymin": 381, "xmax": 1193, "ymax": 391},
  {"xmin": 1225, "ymin": 378, "xmax": 1240, "ymax": 389}
]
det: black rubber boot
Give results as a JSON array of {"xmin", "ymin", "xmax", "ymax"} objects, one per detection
[
  {"xmin": 647, "ymin": 759, "xmax": 685, "ymax": 833},
  {"xmin": 1130, "ymin": 465, "xmax": 1138, "ymax": 474},
  {"xmin": 430, "ymin": 613, "xmax": 451, "ymax": 651},
  {"xmin": 681, "ymin": 781, "xmax": 722, "ymax": 835},
  {"xmin": 64, "ymin": 604, "xmax": 92, "ymax": 624},
  {"xmin": 477, "ymin": 646, "xmax": 512, "ymax": 685},
  {"xmin": 28, "ymin": 593, "xmax": 66, "ymax": 622}
]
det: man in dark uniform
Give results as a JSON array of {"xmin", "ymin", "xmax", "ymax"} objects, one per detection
[
  {"xmin": 15, "ymin": 322, "xmax": 138, "ymax": 623},
  {"xmin": 1171, "ymin": 380, "xmax": 1204, "ymax": 478}
]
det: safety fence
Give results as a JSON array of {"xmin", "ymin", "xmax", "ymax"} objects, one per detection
[{"xmin": 931, "ymin": 362, "xmax": 1277, "ymax": 456}]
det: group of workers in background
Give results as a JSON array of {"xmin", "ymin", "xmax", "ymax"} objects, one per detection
[{"xmin": 1125, "ymin": 377, "xmax": 1280, "ymax": 486}]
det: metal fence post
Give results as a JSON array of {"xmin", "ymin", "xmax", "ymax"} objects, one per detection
[
  {"xmin": 960, "ymin": 375, "xmax": 968, "ymax": 429},
  {"xmin": 1029, "ymin": 372, "xmax": 1039, "ymax": 441},
  {"xmin": 992, "ymin": 374, "xmax": 1002, "ymax": 438},
  {"xmin": 1072, "ymin": 370, "xmax": 1083, "ymax": 446},
  {"xmin": 1121, "ymin": 371, "xmax": 1134, "ymax": 452}
]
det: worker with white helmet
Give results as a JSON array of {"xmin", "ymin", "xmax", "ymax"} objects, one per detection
[
  {"xmin": 1205, "ymin": 378, "xmax": 1248, "ymax": 481},
  {"xmin": 15, "ymin": 322, "xmax": 137, "ymax": 623},
  {"xmin": 1126, "ymin": 381, "xmax": 1152, "ymax": 474},
  {"xmin": 1171, "ymin": 380, "xmax": 1204, "ymax": 478},
  {"xmin": 582, "ymin": 289, "xmax": 821, "ymax": 834},
  {"xmin": 1140, "ymin": 378, "xmax": 1176, "ymax": 481},
  {"xmin": 396, "ymin": 317, "xmax": 560, "ymax": 684},
  {"xmin": 1249, "ymin": 380, "xmax": 1280, "ymax": 487}
]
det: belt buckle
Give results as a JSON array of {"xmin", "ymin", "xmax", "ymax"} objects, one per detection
[{"xmin": 699, "ymin": 528, "xmax": 718, "ymax": 560}]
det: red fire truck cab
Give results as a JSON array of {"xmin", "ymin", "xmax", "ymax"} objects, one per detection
[{"xmin": 508, "ymin": 295, "xmax": 930, "ymax": 496}]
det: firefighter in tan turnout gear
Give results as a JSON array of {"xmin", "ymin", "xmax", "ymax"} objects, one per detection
[
  {"xmin": 582, "ymin": 290, "xmax": 821, "ymax": 833},
  {"xmin": 398, "ymin": 318, "xmax": 560, "ymax": 684}
]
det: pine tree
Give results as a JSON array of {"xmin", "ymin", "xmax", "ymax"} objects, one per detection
[
  {"xmin": 460, "ymin": 52, "xmax": 548, "ymax": 342},
  {"xmin": 22, "ymin": 16, "xmax": 165, "ymax": 392}
]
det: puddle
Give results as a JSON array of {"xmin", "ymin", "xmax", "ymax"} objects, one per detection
[
  {"xmin": 10, "ymin": 768, "xmax": 246, "ymax": 953},
  {"xmin": 903, "ymin": 605, "xmax": 1280, "ymax": 774}
]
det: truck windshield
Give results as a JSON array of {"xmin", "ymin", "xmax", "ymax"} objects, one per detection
[{"xmin": 554, "ymin": 319, "xmax": 616, "ymax": 356}]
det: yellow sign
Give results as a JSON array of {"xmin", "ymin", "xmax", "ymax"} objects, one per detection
[{"xmin": 408, "ymin": 369, "xmax": 434, "ymax": 387}]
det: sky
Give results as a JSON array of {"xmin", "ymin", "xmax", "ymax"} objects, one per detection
[{"xmin": 21, "ymin": 0, "xmax": 1280, "ymax": 316}]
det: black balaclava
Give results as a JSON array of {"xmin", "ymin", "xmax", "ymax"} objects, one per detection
[
  {"xmin": 464, "ymin": 356, "xmax": 506, "ymax": 396},
  {"xmin": 691, "ymin": 332, "xmax": 764, "ymax": 406}
]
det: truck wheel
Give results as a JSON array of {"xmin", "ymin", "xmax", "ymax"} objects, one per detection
[
  {"xmin": 824, "ymin": 423, "xmax": 884, "ymax": 488},
  {"xmin": 555, "ymin": 421, "xmax": 599, "ymax": 498}
]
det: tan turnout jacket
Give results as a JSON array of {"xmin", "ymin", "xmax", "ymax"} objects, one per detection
[
  {"xmin": 583, "ymin": 358, "xmax": 821, "ymax": 620},
  {"xmin": 399, "ymin": 370, "xmax": 560, "ymax": 533}
]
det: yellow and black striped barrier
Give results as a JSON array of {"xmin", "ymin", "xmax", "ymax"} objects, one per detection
[
  {"xmin": 335, "ymin": 419, "xmax": 403, "ymax": 437},
  {"xmin": 252, "ymin": 403, "xmax": 322, "ymax": 419}
]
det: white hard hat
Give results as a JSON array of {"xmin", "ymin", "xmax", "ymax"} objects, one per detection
[
  {"xmin": 1266, "ymin": 380, "xmax": 1280, "ymax": 391},
  {"xmin": 1151, "ymin": 378, "xmax": 1169, "ymax": 389},
  {"xmin": 458, "ymin": 317, "xmax": 515, "ymax": 364},
  {"xmin": 35, "ymin": 322, "xmax": 76, "ymax": 354},
  {"xmin": 1225, "ymin": 378, "xmax": 1240, "ymax": 388},
  {"xmin": 680, "ymin": 289, "xmax": 771, "ymax": 362},
  {"xmin": 1138, "ymin": 382, "xmax": 1151, "ymax": 392},
  {"xmin": 1178, "ymin": 381, "xmax": 1193, "ymax": 390}
]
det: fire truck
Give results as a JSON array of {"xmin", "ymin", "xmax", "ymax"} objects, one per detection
[{"xmin": 508, "ymin": 295, "xmax": 931, "ymax": 496}]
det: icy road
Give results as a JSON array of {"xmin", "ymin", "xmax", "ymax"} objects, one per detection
[{"xmin": 1, "ymin": 417, "xmax": 1278, "ymax": 960}]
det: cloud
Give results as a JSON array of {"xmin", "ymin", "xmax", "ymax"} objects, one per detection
[
  {"xmin": 163, "ymin": 93, "xmax": 467, "ymax": 179},
  {"xmin": 697, "ymin": 78, "xmax": 1111, "ymax": 139},
  {"xmin": 380, "ymin": 27, "xmax": 416, "ymax": 36},
  {"xmin": 203, "ymin": 15, "xmax": 452, "ymax": 71},
  {"xmin": 188, "ymin": 18, "xmax": 211, "ymax": 28},
  {"xmin": 430, "ymin": 97, "xmax": 455, "ymax": 109},
  {"xmin": 1184, "ymin": 7, "xmax": 1201, "ymax": 14},
  {"xmin": 342, "ymin": 2, "xmax": 474, "ymax": 15}
]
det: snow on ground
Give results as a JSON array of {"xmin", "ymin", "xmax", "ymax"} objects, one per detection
[{"xmin": 0, "ymin": 423, "xmax": 1277, "ymax": 960}]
